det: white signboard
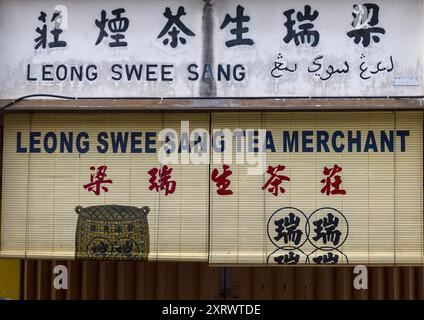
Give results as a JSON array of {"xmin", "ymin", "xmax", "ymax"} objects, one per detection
[{"xmin": 0, "ymin": 0, "xmax": 423, "ymax": 98}]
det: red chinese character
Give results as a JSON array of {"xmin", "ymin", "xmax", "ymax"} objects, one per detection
[
  {"xmin": 148, "ymin": 165, "xmax": 176, "ymax": 196},
  {"xmin": 262, "ymin": 165, "xmax": 291, "ymax": 196},
  {"xmin": 83, "ymin": 166, "xmax": 113, "ymax": 196},
  {"xmin": 211, "ymin": 164, "xmax": 233, "ymax": 196},
  {"xmin": 320, "ymin": 164, "xmax": 346, "ymax": 196}
]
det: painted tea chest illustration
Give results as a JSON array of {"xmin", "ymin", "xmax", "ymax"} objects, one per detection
[{"xmin": 75, "ymin": 205, "xmax": 150, "ymax": 260}]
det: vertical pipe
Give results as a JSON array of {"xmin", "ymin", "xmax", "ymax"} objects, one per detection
[
  {"xmin": 200, "ymin": 0, "xmax": 216, "ymax": 97},
  {"xmin": 201, "ymin": 0, "xmax": 222, "ymax": 301}
]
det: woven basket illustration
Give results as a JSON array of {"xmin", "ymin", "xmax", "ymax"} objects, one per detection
[{"xmin": 75, "ymin": 205, "xmax": 150, "ymax": 261}]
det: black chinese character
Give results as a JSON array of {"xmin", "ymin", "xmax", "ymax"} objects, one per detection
[
  {"xmin": 113, "ymin": 240, "xmax": 134, "ymax": 259},
  {"xmin": 158, "ymin": 6, "xmax": 195, "ymax": 48},
  {"xmin": 312, "ymin": 213, "xmax": 342, "ymax": 246},
  {"xmin": 274, "ymin": 212, "xmax": 303, "ymax": 245},
  {"xmin": 34, "ymin": 11, "xmax": 67, "ymax": 49},
  {"xmin": 274, "ymin": 251, "xmax": 300, "ymax": 265},
  {"xmin": 312, "ymin": 252, "xmax": 339, "ymax": 264},
  {"xmin": 95, "ymin": 8, "xmax": 129, "ymax": 47},
  {"xmin": 283, "ymin": 5, "xmax": 319, "ymax": 47},
  {"xmin": 90, "ymin": 241, "xmax": 109, "ymax": 258},
  {"xmin": 347, "ymin": 4, "xmax": 385, "ymax": 47},
  {"xmin": 220, "ymin": 5, "xmax": 254, "ymax": 47}
]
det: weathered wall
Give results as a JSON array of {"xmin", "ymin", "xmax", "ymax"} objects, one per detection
[{"xmin": 1, "ymin": 0, "xmax": 423, "ymax": 98}]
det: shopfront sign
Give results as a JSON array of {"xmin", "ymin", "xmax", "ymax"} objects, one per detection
[
  {"xmin": 1, "ymin": 111, "xmax": 423, "ymax": 265},
  {"xmin": 0, "ymin": 0, "xmax": 423, "ymax": 99}
]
